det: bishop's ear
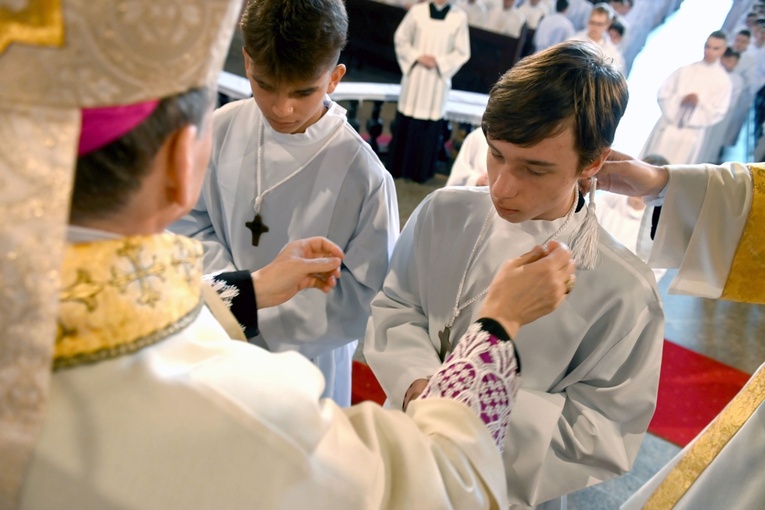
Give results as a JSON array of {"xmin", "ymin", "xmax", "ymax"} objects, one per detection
[{"xmin": 165, "ymin": 124, "xmax": 200, "ymax": 212}]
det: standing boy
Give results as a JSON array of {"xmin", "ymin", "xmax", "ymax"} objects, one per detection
[
  {"xmin": 365, "ymin": 41, "xmax": 664, "ymax": 509},
  {"xmin": 171, "ymin": 0, "xmax": 399, "ymax": 406}
]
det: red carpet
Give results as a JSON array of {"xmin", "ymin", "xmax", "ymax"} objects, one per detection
[
  {"xmin": 648, "ymin": 340, "xmax": 751, "ymax": 447},
  {"xmin": 351, "ymin": 361, "xmax": 387, "ymax": 406}
]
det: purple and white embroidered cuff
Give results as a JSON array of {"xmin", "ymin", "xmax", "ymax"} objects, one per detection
[{"xmin": 420, "ymin": 322, "xmax": 520, "ymax": 451}]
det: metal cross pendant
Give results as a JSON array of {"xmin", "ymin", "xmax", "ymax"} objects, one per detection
[
  {"xmin": 245, "ymin": 213, "xmax": 269, "ymax": 246},
  {"xmin": 438, "ymin": 326, "xmax": 452, "ymax": 362}
]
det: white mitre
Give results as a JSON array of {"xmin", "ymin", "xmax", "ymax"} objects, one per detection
[{"xmin": 0, "ymin": 1, "xmax": 241, "ymax": 508}]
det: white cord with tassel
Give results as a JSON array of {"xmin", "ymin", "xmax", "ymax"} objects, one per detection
[{"xmin": 569, "ymin": 176, "xmax": 600, "ymax": 270}]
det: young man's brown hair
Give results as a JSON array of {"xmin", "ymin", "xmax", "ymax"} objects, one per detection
[
  {"xmin": 240, "ymin": 0, "xmax": 348, "ymax": 85},
  {"xmin": 482, "ymin": 40, "xmax": 628, "ymax": 171}
]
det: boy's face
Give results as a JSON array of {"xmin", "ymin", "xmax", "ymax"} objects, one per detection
[
  {"xmin": 587, "ymin": 12, "xmax": 610, "ymax": 41},
  {"xmin": 608, "ymin": 28, "xmax": 623, "ymax": 44},
  {"xmin": 485, "ymin": 126, "xmax": 605, "ymax": 223},
  {"xmin": 244, "ymin": 51, "xmax": 346, "ymax": 134},
  {"xmin": 721, "ymin": 55, "xmax": 739, "ymax": 72}
]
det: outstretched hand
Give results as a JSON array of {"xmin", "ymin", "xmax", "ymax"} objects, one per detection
[
  {"xmin": 252, "ymin": 237, "xmax": 344, "ymax": 309},
  {"xmin": 478, "ymin": 241, "xmax": 575, "ymax": 338},
  {"xmin": 584, "ymin": 149, "xmax": 669, "ymax": 198}
]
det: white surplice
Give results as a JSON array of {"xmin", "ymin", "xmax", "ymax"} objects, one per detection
[
  {"xmin": 20, "ymin": 305, "xmax": 508, "ymax": 510},
  {"xmin": 697, "ymin": 71, "xmax": 744, "ymax": 164},
  {"xmin": 395, "ymin": 2, "xmax": 471, "ymax": 121},
  {"xmin": 170, "ymin": 98, "xmax": 399, "ymax": 406},
  {"xmin": 485, "ymin": 6, "xmax": 526, "ymax": 38},
  {"xmin": 569, "ymin": 30, "xmax": 626, "ymax": 75},
  {"xmin": 640, "ymin": 60, "xmax": 732, "ymax": 164},
  {"xmin": 534, "ymin": 12, "xmax": 575, "ymax": 52},
  {"xmin": 446, "ymin": 128, "xmax": 489, "ymax": 187},
  {"xmin": 365, "ymin": 187, "xmax": 665, "ymax": 508},
  {"xmin": 623, "ymin": 163, "xmax": 765, "ymax": 510},
  {"xmin": 517, "ymin": 1, "xmax": 549, "ymax": 30}
]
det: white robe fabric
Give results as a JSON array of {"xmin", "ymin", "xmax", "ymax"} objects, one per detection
[
  {"xmin": 640, "ymin": 60, "xmax": 733, "ymax": 165},
  {"xmin": 698, "ymin": 71, "xmax": 744, "ymax": 164},
  {"xmin": 446, "ymin": 128, "xmax": 489, "ymax": 187},
  {"xmin": 637, "ymin": 162, "xmax": 753, "ymax": 300},
  {"xmin": 395, "ymin": 2, "xmax": 471, "ymax": 121},
  {"xmin": 170, "ymin": 98, "xmax": 399, "ymax": 406},
  {"xmin": 569, "ymin": 30, "xmax": 626, "ymax": 75},
  {"xmin": 534, "ymin": 12, "xmax": 575, "ymax": 52},
  {"xmin": 485, "ymin": 6, "xmax": 526, "ymax": 38},
  {"xmin": 595, "ymin": 191, "xmax": 666, "ymax": 282},
  {"xmin": 517, "ymin": 1, "xmax": 548, "ymax": 30},
  {"xmin": 564, "ymin": 0, "xmax": 592, "ymax": 31},
  {"xmin": 458, "ymin": 0, "xmax": 489, "ymax": 28},
  {"xmin": 365, "ymin": 188, "xmax": 665, "ymax": 509},
  {"xmin": 623, "ymin": 163, "xmax": 764, "ymax": 509},
  {"xmin": 20, "ymin": 304, "xmax": 508, "ymax": 510}
]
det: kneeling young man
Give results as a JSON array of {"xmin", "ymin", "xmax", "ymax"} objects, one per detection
[{"xmin": 365, "ymin": 40, "xmax": 664, "ymax": 509}]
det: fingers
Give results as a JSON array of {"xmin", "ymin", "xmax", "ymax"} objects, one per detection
[{"xmin": 295, "ymin": 237, "xmax": 345, "ymax": 260}]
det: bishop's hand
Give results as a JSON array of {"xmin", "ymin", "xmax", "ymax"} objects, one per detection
[
  {"xmin": 252, "ymin": 237, "xmax": 344, "ymax": 309},
  {"xmin": 589, "ymin": 149, "xmax": 670, "ymax": 198}
]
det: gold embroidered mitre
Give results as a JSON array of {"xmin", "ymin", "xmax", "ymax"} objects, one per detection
[{"xmin": 0, "ymin": 1, "xmax": 241, "ymax": 507}]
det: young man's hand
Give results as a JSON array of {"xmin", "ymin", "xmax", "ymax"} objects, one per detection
[{"xmin": 252, "ymin": 237, "xmax": 344, "ymax": 309}]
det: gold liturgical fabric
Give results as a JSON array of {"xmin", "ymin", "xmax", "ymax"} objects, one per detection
[
  {"xmin": 55, "ymin": 234, "xmax": 204, "ymax": 370},
  {"xmin": 721, "ymin": 164, "xmax": 765, "ymax": 304}
]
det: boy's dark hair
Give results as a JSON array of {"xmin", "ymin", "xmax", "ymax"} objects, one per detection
[
  {"xmin": 556, "ymin": 0, "xmax": 569, "ymax": 13},
  {"xmin": 71, "ymin": 88, "xmax": 211, "ymax": 223},
  {"xmin": 709, "ymin": 30, "xmax": 728, "ymax": 41},
  {"xmin": 241, "ymin": 0, "xmax": 348, "ymax": 84},
  {"xmin": 724, "ymin": 47, "xmax": 741, "ymax": 60},
  {"xmin": 609, "ymin": 20, "xmax": 625, "ymax": 37},
  {"xmin": 482, "ymin": 40, "xmax": 628, "ymax": 172},
  {"xmin": 738, "ymin": 29, "xmax": 752, "ymax": 38}
]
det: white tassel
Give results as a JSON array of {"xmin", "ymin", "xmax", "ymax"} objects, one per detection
[{"xmin": 569, "ymin": 176, "xmax": 600, "ymax": 270}]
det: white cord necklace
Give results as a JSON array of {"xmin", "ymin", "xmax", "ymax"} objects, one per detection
[
  {"xmin": 245, "ymin": 115, "xmax": 344, "ymax": 246},
  {"xmin": 437, "ymin": 188, "xmax": 580, "ymax": 360}
]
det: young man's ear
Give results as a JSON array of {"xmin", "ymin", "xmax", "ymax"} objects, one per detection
[
  {"xmin": 580, "ymin": 148, "xmax": 612, "ymax": 179},
  {"xmin": 165, "ymin": 124, "xmax": 199, "ymax": 212},
  {"xmin": 325, "ymin": 64, "xmax": 346, "ymax": 95}
]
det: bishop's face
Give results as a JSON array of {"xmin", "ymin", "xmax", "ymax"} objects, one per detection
[
  {"xmin": 244, "ymin": 51, "xmax": 346, "ymax": 134},
  {"xmin": 485, "ymin": 126, "xmax": 603, "ymax": 223}
]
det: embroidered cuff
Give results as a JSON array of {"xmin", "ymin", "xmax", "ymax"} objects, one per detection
[{"xmin": 207, "ymin": 270, "xmax": 259, "ymax": 338}]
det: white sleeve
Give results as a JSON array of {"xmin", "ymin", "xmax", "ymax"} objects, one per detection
[
  {"xmin": 435, "ymin": 13, "xmax": 471, "ymax": 79},
  {"xmin": 657, "ymin": 69, "xmax": 684, "ymax": 124},
  {"xmin": 687, "ymin": 74, "xmax": 732, "ymax": 128},
  {"xmin": 647, "ymin": 162, "xmax": 752, "ymax": 298},
  {"xmin": 446, "ymin": 129, "xmax": 488, "ymax": 187},
  {"xmin": 364, "ymin": 196, "xmax": 444, "ymax": 409},
  {"xmin": 394, "ymin": 8, "xmax": 419, "ymax": 75}
]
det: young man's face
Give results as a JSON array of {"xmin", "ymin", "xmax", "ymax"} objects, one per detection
[
  {"xmin": 244, "ymin": 51, "xmax": 345, "ymax": 134},
  {"xmin": 703, "ymin": 36, "xmax": 727, "ymax": 63},
  {"xmin": 721, "ymin": 55, "xmax": 739, "ymax": 72},
  {"xmin": 733, "ymin": 33, "xmax": 750, "ymax": 52},
  {"xmin": 485, "ymin": 126, "xmax": 604, "ymax": 223},
  {"xmin": 608, "ymin": 27, "xmax": 623, "ymax": 44},
  {"xmin": 587, "ymin": 12, "xmax": 610, "ymax": 41}
]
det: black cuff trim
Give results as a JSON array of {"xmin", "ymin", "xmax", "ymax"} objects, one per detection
[
  {"xmin": 476, "ymin": 318, "xmax": 521, "ymax": 373},
  {"xmin": 651, "ymin": 206, "xmax": 662, "ymax": 240},
  {"xmin": 215, "ymin": 270, "xmax": 259, "ymax": 338}
]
